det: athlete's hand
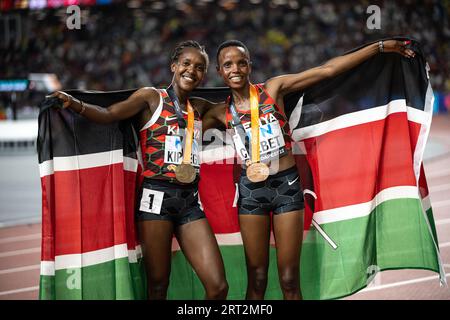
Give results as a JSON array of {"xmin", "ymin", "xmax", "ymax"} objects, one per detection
[
  {"xmin": 46, "ymin": 91, "xmax": 74, "ymax": 109},
  {"xmin": 382, "ymin": 40, "xmax": 416, "ymax": 58}
]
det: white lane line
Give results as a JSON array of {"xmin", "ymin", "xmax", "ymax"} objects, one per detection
[
  {"xmin": 0, "ymin": 217, "xmax": 42, "ymax": 229},
  {"xmin": 436, "ymin": 218, "xmax": 450, "ymax": 226},
  {"xmin": 0, "ymin": 233, "xmax": 41, "ymax": 244},
  {"xmin": 0, "ymin": 247, "xmax": 40, "ymax": 258},
  {"xmin": 0, "ymin": 264, "xmax": 40, "ymax": 275},
  {"xmin": 439, "ymin": 242, "xmax": 450, "ymax": 249},
  {"xmin": 361, "ymin": 273, "xmax": 450, "ymax": 293},
  {"xmin": 426, "ymin": 168, "xmax": 450, "ymax": 179},
  {"xmin": 432, "ymin": 199, "xmax": 450, "ymax": 209},
  {"xmin": 429, "ymin": 183, "xmax": 450, "ymax": 193},
  {"xmin": 0, "ymin": 286, "xmax": 39, "ymax": 296}
]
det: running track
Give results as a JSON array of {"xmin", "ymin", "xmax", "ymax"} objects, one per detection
[{"xmin": 1, "ymin": 115, "xmax": 449, "ymax": 300}]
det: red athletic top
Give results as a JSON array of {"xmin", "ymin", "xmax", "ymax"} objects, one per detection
[
  {"xmin": 225, "ymin": 83, "xmax": 292, "ymax": 164},
  {"xmin": 139, "ymin": 89, "xmax": 202, "ymax": 183}
]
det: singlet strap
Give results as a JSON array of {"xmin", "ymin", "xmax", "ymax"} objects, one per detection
[
  {"xmin": 225, "ymin": 96, "xmax": 233, "ymax": 129},
  {"xmin": 140, "ymin": 89, "xmax": 164, "ymax": 131},
  {"xmin": 257, "ymin": 83, "xmax": 277, "ymax": 106}
]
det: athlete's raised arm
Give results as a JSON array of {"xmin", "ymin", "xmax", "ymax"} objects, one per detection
[
  {"xmin": 48, "ymin": 87, "xmax": 160, "ymax": 124},
  {"xmin": 265, "ymin": 40, "xmax": 415, "ymax": 100}
]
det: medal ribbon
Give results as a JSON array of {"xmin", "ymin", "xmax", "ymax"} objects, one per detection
[
  {"xmin": 166, "ymin": 86, "xmax": 194, "ymax": 165},
  {"xmin": 229, "ymin": 100, "xmax": 249, "ymax": 160},
  {"xmin": 182, "ymin": 100, "xmax": 194, "ymax": 165},
  {"xmin": 249, "ymin": 84, "xmax": 260, "ymax": 163}
]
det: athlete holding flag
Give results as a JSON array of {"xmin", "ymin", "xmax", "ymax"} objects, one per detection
[
  {"xmin": 202, "ymin": 39, "xmax": 415, "ymax": 300},
  {"xmin": 48, "ymin": 41, "xmax": 228, "ymax": 300}
]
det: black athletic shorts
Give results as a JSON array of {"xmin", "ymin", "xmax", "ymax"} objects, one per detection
[
  {"xmin": 237, "ymin": 166, "xmax": 304, "ymax": 215},
  {"xmin": 136, "ymin": 178, "xmax": 205, "ymax": 226}
]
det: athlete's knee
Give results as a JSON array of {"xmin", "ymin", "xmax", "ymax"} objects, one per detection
[
  {"xmin": 206, "ymin": 278, "xmax": 229, "ymax": 300},
  {"xmin": 249, "ymin": 266, "xmax": 268, "ymax": 292},
  {"xmin": 148, "ymin": 279, "xmax": 170, "ymax": 300},
  {"xmin": 279, "ymin": 268, "xmax": 299, "ymax": 293}
]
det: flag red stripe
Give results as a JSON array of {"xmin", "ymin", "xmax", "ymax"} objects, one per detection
[
  {"xmin": 199, "ymin": 163, "xmax": 240, "ymax": 234},
  {"xmin": 41, "ymin": 174, "xmax": 55, "ymax": 261},
  {"xmin": 40, "ymin": 113, "xmax": 425, "ymax": 256},
  {"xmin": 123, "ymin": 170, "xmax": 140, "ymax": 249},
  {"xmin": 47, "ymin": 163, "xmax": 128, "ymax": 255},
  {"xmin": 302, "ymin": 113, "xmax": 422, "ymax": 212}
]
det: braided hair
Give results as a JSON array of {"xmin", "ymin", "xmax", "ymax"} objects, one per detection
[{"xmin": 170, "ymin": 40, "xmax": 209, "ymax": 69}]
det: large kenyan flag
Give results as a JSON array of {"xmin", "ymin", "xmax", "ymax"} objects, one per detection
[
  {"xmin": 38, "ymin": 91, "xmax": 146, "ymax": 299},
  {"xmin": 282, "ymin": 39, "xmax": 445, "ymax": 299},
  {"xmin": 38, "ymin": 39, "xmax": 444, "ymax": 300}
]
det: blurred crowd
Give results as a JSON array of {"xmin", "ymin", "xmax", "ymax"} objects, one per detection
[{"xmin": 1, "ymin": 0, "xmax": 450, "ymax": 112}]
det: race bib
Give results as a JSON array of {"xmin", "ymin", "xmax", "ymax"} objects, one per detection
[
  {"xmin": 139, "ymin": 188, "xmax": 164, "ymax": 214},
  {"xmin": 233, "ymin": 121, "xmax": 286, "ymax": 162},
  {"xmin": 164, "ymin": 121, "xmax": 201, "ymax": 167}
]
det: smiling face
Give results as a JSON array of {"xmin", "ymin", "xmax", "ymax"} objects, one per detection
[
  {"xmin": 216, "ymin": 46, "xmax": 251, "ymax": 90},
  {"xmin": 171, "ymin": 47, "xmax": 207, "ymax": 93}
]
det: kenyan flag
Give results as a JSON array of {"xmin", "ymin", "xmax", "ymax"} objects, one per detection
[
  {"xmin": 37, "ymin": 38, "xmax": 444, "ymax": 300},
  {"xmin": 284, "ymin": 38, "xmax": 445, "ymax": 299},
  {"xmin": 38, "ymin": 91, "xmax": 146, "ymax": 299}
]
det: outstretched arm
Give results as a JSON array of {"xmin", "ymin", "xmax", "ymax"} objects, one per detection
[
  {"xmin": 202, "ymin": 104, "xmax": 228, "ymax": 133},
  {"xmin": 48, "ymin": 87, "xmax": 160, "ymax": 124},
  {"xmin": 266, "ymin": 40, "xmax": 416, "ymax": 100},
  {"xmin": 191, "ymin": 98, "xmax": 227, "ymax": 132}
]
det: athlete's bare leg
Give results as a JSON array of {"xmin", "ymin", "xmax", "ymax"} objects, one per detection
[
  {"xmin": 138, "ymin": 220, "xmax": 174, "ymax": 300},
  {"xmin": 239, "ymin": 214, "xmax": 271, "ymax": 300},
  {"xmin": 175, "ymin": 218, "xmax": 228, "ymax": 299},
  {"xmin": 273, "ymin": 209, "xmax": 304, "ymax": 300}
]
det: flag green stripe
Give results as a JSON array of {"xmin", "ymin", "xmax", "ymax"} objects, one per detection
[
  {"xmin": 301, "ymin": 198, "xmax": 439, "ymax": 300},
  {"xmin": 426, "ymin": 208, "xmax": 438, "ymax": 245},
  {"xmin": 40, "ymin": 198, "xmax": 438, "ymax": 300},
  {"xmin": 168, "ymin": 245, "xmax": 283, "ymax": 299},
  {"xmin": 39, "ymin": 258, "xmax": 146, "ymax": 300}
]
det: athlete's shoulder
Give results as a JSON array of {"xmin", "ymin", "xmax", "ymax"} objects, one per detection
[
  {"xmin": 254, "ymin": 82, "xmax": 276, "ymax": 101},
  {"xmin": 133, "ymin": 87, "xmax": 162, "ymax": 108},
  {"xmin": 201, "ymin": 102, "xmax": 227, "ymax": 128},
  {"xmin": 190, "ymin": 96, "xmax": 210, "ymax": 110},
  {"xmin": 208, "ymin": 102, "xmax": 227, "ymax": 117},
  {"xmin": 192, "ymin": 98, "xmax": 226, "ymax": 118},
  {"xmin": 136, "ymin": 86, "xmax": 160, "ymax": 98}
]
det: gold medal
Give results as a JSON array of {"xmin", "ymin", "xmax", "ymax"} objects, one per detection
[
  {"xmin": 247, "ymin": 84, "xmax": 270, "ymax": 182},
  {"xmin": 246, "ymin": 162, "xmax": 270, "ymax": 183},
  {"xmin": 175, "ymin": 100, "xmax": 197, "ymax": 184},
  {"xmin": 175, "ymin": 163, "xmax": 196, "ymax": 184}
]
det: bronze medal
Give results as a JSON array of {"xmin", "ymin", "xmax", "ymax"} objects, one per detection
[
  {"xmin": 169, "ymin": 97, "xmax": 197, "ymax": 184},
  {"xmin": 246, "ymin": 162, "xmax": 270, "ymax": 183},
  {"xmin": 175, "ymin": 163, "xmax": 196, "ymax": 184},
  {"xmin": 245, "ymin": 85, "xmax": 270, "ymax": 183}
]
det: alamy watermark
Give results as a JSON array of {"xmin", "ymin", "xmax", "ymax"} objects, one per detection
[
  {"xmin": 366, "ymin": 5, "xmax": 381, "ymax": 30},
  {"xmin": 366, "ymin": 264, "xmax": 382, "ymax": 287},
  {"xmin": 66, "ymin": 268, "xmax": 81, "ymax": 290},
  {"xmin": 66, "ymin": 5, "xmax": 81, "ymax": 30}
]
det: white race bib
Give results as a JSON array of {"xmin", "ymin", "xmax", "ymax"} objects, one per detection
[
  {"xmin": 164, "ymin": 135, "xmax": 183, "ymax": 164},
  {"xmin": 233, "ymin": 121, "xmax": 285, "ymax": 162},
  {"xmin": 139, "ymin": 188, "xmax": 164, "ymax": 214},
  {"xmin": 164, "ymin": 120, "xmax": 201, "ymax": 167}
]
